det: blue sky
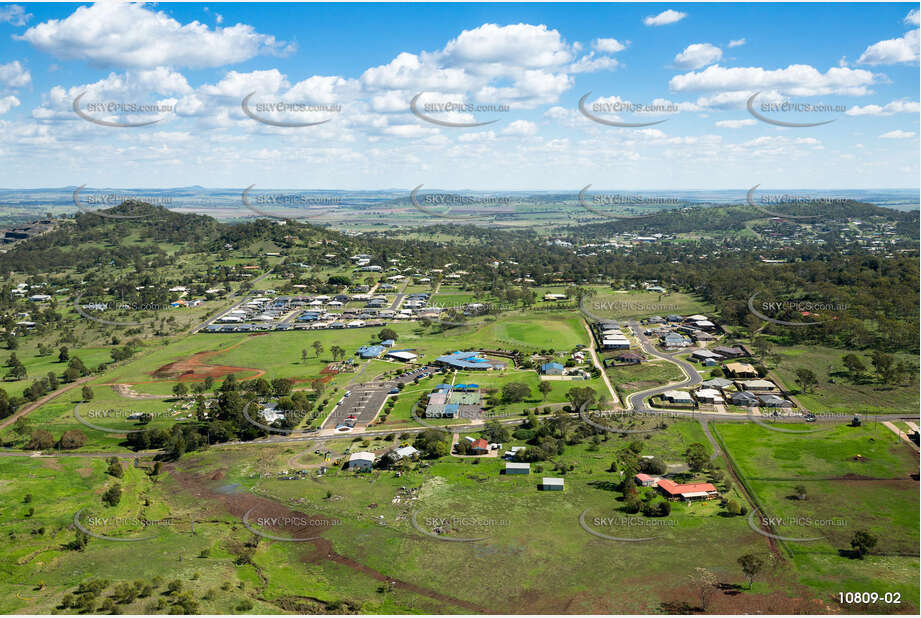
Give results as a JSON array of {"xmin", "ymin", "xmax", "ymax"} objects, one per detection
[{"xmin": 0, "ymin": 2, "xmax": 918, "ymax": 190}]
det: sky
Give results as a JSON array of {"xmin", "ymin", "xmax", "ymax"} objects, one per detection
[{"xmin": 0, "ymin": 1, "xmax": 918, "ymax": 190}]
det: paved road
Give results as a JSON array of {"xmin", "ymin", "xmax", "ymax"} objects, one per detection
[
  {"xmin": 625, "ymin": 320, "xmax": 703, "ymax": 411},
  {"xmin": 581, "ymin": 318, "xmax": 619, "ymax": 406},
  {"xmin": 188, "ymin": 269, "xmax": 275, "ymax": 334},
  {"xmin": 388, "ymin": 279, "xmax": 411, "ymax": 311}
]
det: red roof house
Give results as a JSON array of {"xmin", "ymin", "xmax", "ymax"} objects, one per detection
[
  {"xmin": 656, "ymin": 478, "xmax": 719, "ymax": 501},
  {"xmin": 470, "ymin": 438, "xmax": 489, "ymax": 455}
]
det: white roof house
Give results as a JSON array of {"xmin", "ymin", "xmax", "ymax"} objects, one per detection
[
  {"xmin": 541, "ymin": 477, "xmax": 565, "ymax": 490},
  {"xmin": 663, "ymin": 390, "xmax": 694, "ymax": 404},
  {"xmin": 393, "ymin": 446, "xmax": 418, "ymax": 459},
  {"xmin": 348, "ymin": 452, "xmax": 375, "ymax": 469}
]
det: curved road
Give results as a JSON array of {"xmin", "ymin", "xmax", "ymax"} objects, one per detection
[{"xmin": 625, "ymin": 320, "xmax": 702, "ymax": 411}]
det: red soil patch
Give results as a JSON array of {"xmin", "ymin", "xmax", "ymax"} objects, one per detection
[{"xmin": 149, "ymin": 341, "xmax": 264, "ymax": 383}]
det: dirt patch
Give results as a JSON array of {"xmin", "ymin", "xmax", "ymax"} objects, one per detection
[
  {"xmin": 110, "ymin": 384, "xmax": 170, "ymax": 399},
  {"xmin": 167, "ymin": 466, "xmax": 486, "ymax": 613},
  {"xmin": 149, "ymin": 341, "xmax": 264, "ymax": 383},
  {"xmin": 210, "ymin": 469, "xmax": 226, "ymax": 481}
]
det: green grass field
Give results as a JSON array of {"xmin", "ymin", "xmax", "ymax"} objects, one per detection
[{"xmin": 714, "ymin": 422, "xmax": 919, "ymax": 609}]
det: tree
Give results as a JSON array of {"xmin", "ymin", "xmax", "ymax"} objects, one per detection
[
  {"xmin": 842, "ymin": 353, "xmax": 866, "ymax": 378},
  {"xmin": 689, "ymin": 567, "xmax": 718, "ymax": 611},
  {"xmin": 685, "ymin": 443, "xmax": 708, "ymax": 472},
  {"xmin": 271, "ymin": 378, "xmax": 293, "ymax": 397},
  {"xmin": 538, "ymin": 381, "xmax": 552, "ymax": 400},
  {"xmin": 106, "ymin": 457, "xmax": 123, "ymax": 478},
  {"xmin": 850, "ymin": 529, "xmax": 877, "ymax": 559},
  {"xmin": 737, "ymin": 553, "xmax": 764, "ymax": 589},
  {"xmin": 312, "ymin": 340, "xmax": 324, "ymax": 358},
  {"xmin": 482, "ymin": 420, "xmax": 510, "ymax": 443},
  {"xmin": 794, "ymin": 368, "xmax": 818, "ymax": 393},
  {"xmin": 172, "ymin": 383, "xmax": 187, "ymax": 399},
  {"xmin": 301, "ymin": 349, "xmax": 308, "ymax": 363},
  {"xmin": 58, "ymin": 430, "xmax": 87, "ymax": 450},
  {"xmin": 101, "ymin": 484, "xmax": 122, "ymax": 507},
  {"xmin": 870, "ymin": 350, "xmax": 894, "ymax": 384},
  {"xmin": 565, "ymin": 386, "xmax": 598, "ymax": 411},
  {"xmin": 27, "ymin": 429, "xmax": 55, "ymax": 450},
  {"xmin": 501, "ymin": 382, "xmax": 531, "ymax": 403},
  {"xmin": 378, "ymin": 327, "xmax": 397, "ymax": 342}
]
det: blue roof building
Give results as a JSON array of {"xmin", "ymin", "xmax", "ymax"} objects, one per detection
[
  {"xmin": 540, "ymin": 362, "xmax": 565, "ymax": 375},
  {"xmin": 435, "ymin": 351, "xmax": 505, "ymax": 371},
  {"xmin": 357, "ymin": 345, "xmax": 385, "ymax": 358}
]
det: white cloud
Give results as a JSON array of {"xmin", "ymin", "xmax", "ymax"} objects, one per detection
[
  {"xmin": 644, "ymin": 9, "xmax": 686, "ymax": 27},
  {"xmin": 442, "ymin": 23, "xmax": 575, "ymax": 70},
  {"xmin": 0, "ymin": 4, "xmax": 31, "ymax": 26},
  {"xmin": 673, "ymin": 43, "xmax": 723, "ymax": 69},
  {"xmin": 18, "ymin": 2, "xmax": 293, "ymax": 69},
  {"xmin": 670, "ymin": 64, "xmax": 878, "ymax": 97},
  {"xmin": 845, "ymin": 100, "xmax": 920, "ymax": 116},
  {"xmin": 857, "ymin": 28, "xmax": 919, "ymax": 65},
  {"xmin": 879, "ymin": 129, "xmax": 916, "ymax": 139},
  {"xmin": 0, "ymin": 60, "xmax": 31, "ymax": 89},
  {"xmin": 0, "ymin": 95, "xmax": 20, "ymax": 114},
  {"xmin": 905, "ymin": 9, "xmax": 920, "ymax": 26},
  {"xmin": 593, "ymin": 38, "xmax": 627, "ymax": 53},
  {"xmin": 569, "ymin": 52, "xmax": 618, "ymax": 73},
  {"xmin": 728, "ymin": 38, "xmax": 746, "ymax": 48},
  {"xmin": 501, "ymin": 120, "xmax": 538, "ymax": 136},
  {"xmin": 715, "ymin": 118, "xmax": 756, "ymax": 128}
]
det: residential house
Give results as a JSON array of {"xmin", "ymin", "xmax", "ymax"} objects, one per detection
[
  {"xmin": 656, "ymin": 479, "xmax": 719, "ymax": 501},
  {"xmin": 713, "ymin": 345, "xmax": 747, "ymax": 358},
  {"xmin": 635, "ymin": 473, "xmax": 660, "ymax": 487},
  {"xmin": 736, "ymin": 379, "xmax": 778, "ymax": 392},
  {"xmin": 611, "ymin": 350, "xmax": 645, "ymax": 365},
  {"xmin": 728, "ymin": 391, "xmax": 759, "ymax": 406},
  {"xmin": 695, "ymin": 388, "xmax": 724, "ymax": 404},
  {"xmin": 724, "ymin": 362, "xmax": 758, "ymax": 378},
  {"xmin": 348, "ymin": 452, "xmax": 375, "ymax": 471},
  {"xmin": 469, "ymin": 438, "xmax": 489, "ymax": 455},
  {"xmin": 662, "ymin": 390, "xmax": 694, "ymax": 405},
  {"xmin": 757, "ymin": 394, "xmax": 793, "ymax": 408}
]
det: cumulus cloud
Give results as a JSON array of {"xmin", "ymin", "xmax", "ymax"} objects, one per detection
[
  {"xmin": 0, "ymin": 60, "xmax": 31, "ymax": 89},
  {"xmin": 0, "ymin": 95, "xmax": 20, "ymax": 114},
  {"xmin": 728, "ymin": 38, "xmax": 746, "ymax": 48},
  {"xmin": 879, "ymin": 129, "xmax": 916, "ymax": 139},
  {"xmin": 501, "ymin": 119, "xmax": 538, "ymax": 136},
  {"xmin": 857, "ymin": 27, "xmax": 919, "ymax": 65},
  {"xmin": 17, "ymin": 2, "xmax": 294, "ymax": 69},
  {"xmin": 673, "ymin": 43, "xmax": 723, "ymax": 69},
  {"xmin": 905, "ymin": 9, "xmax": 920, "ymax": 26},
  {"xmin": 593, "ymin": 38, "xmax": 627, "ymax": 53},
  {"xmin": 715, "ymin": 118, "xmax": 756, "ymax": 128},
  {"xmin": 0, "ymin": 4, "xmax": 31, "ymax": 26},
  {"xmin": 644, "ymin": 9, "xmax": 686, "ymax": 26},
  {"xmin": 845, "ymin": 100, "xmax": 920, "ymax": 115},
  {"xmin": 670, "ymin": 64, "xmax": 878, "ymax": 97},
  {"xmin": 569, "ymin": 52, "xmax": 619, "ymax": 73}
]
